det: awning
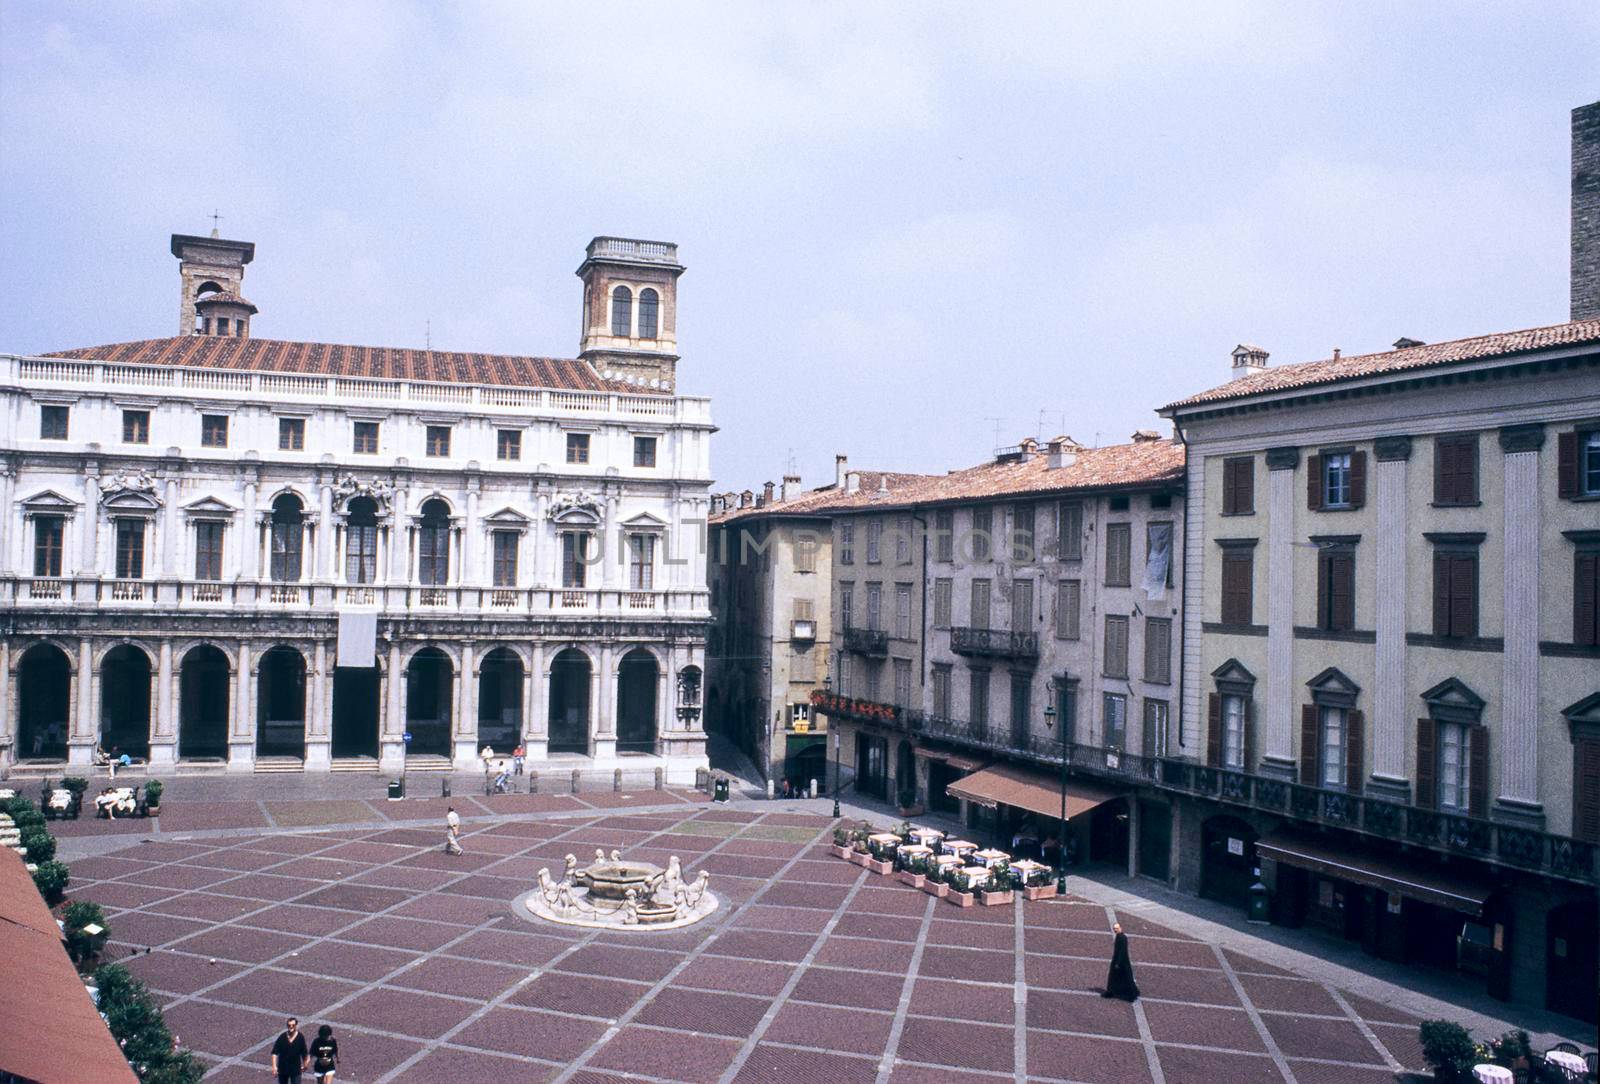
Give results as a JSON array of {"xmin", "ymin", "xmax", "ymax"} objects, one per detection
[
  {"xmin": 917, "ymin": 746, "xmax": 985, "ymax": 772},
  {"xmin": 946, "ymin": 762, "xmax": 1124, "ymax": 821},
  {"xmin": 785, "ymin": 734, "xmax": 827, "ymax": 754},
  {"xmin": 1256, "ymin": 831, "xmax": 1494, "ymax": 916}
]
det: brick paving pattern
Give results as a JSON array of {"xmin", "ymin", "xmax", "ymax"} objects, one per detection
[{"xmin": 66, "ymin": 798, "xmax": 1434, "ymax": 1083}]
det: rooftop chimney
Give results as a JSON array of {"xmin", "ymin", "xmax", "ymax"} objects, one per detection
[
  {"xmin": 762, "ymin": 480, "xmax": 775, "ymax": 505},
  {"xmin": 1393, "ymin": 337, "xmax": 1425, "ymax": 349},
  {"xmin": 835, "ymin": 454, "xmax": 848, "ymax": 489},
  {"xmin": 876, "ymin": 474, "xmax": 889, "ymax": 495},
  {"xmin": 1574, "ymin": 100, "xmax": 1600, "ymax": 321},
  {"xmin": 1230, "ymin": 344, "xmax": 1269, "ymax": 381},
  {"xmin": 1131, "ymin": 429, "xmax": 1162, "ymax": 443},
  {"xmin": 781, "ymin": 473, "xmax": 801, "ymax": 502},
  {"xmin": 739, "ymin": 489, "xmax": 753, "ymax": 509},
  {"xmin": 1046, "ymin": 435, "xmax": 1082, "ymax": 470},
  {"xmin": 845, "ymin": 471, "xmax": 861, "ymax": 495}
]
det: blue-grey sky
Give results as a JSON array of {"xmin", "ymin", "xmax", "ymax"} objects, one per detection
[{"xmin": 2, "ymin": 4, "xmax": 1596, "ymax": 491}]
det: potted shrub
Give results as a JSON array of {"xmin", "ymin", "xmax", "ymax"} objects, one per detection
[
  {"xmin": 63, "ymin": 900, "xmax": 108, "ymax": 968},
  {"xmin": 922, "ymin": 857, "xmax": 952, "ymax": 898},
  {"xmin": 143, "ymin": 779, "xmax": 164, "ymax": 817},
  {"xmin": 848, "ymin": 822, "xmax": 873, "ymax": 865},
  {"xmin": 980, "ymin": 859, "xmax": 1016, "ymax": 906},
  {"xmin": 831, "ymin": 825, "xmax": 852, "ymax": 860},
  {"xmin": 21, "ymin": 827, "xmax": 56, "ymax": 865},
  {"xmin": 866, "ymin": 833, "xmax": 899, "ymax": 875},
  {"xmin": 31, "ymin": 860, "xmax": 70, "ymax": 905},
  {"xmin": 945, "ymin": 866, "xmax": 978, "ymax": 908},
  {"xmin": 1419, "ymin": 1020, "xmax": 1478, "ymax": 1084},
  {"xmin": 896, "ymin": 845, "xmax": 930, "ymax": 888},
  {"xmin": 896, "ymin": 785, "xmax": 923, "ymax": 817}
]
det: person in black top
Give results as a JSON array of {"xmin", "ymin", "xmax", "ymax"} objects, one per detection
[
  {"xmin": 271, "ymin": 1017, "xmax": 309, "ymax": 1083},
  {"xmin": 309, "ymin": 1024, "xmax": 338, "ymax": 1082},
  {"xmin": 1102, "ymin": 922, "xmax": 1141, "ymax": 1001}
]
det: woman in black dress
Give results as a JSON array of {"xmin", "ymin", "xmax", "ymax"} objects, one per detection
[
  {"xmin": 310, "ymin": 1025, "xmax": 338, "ymax": 1083},
  {"xmin": 1102, "ymin": 922, "xmax": 1141, "ymax": 1001}
]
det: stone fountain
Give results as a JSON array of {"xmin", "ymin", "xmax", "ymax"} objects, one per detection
[{"xmin": 514, "ymin": 849, "xmax": 718, "ymax": 931}]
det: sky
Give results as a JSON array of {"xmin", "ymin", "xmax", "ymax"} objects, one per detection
[{"xmin": 2, "ymin": 3, "xmax": 1597, "ymax": 492}]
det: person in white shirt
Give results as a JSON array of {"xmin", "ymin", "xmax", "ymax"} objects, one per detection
[{"xmin": 444, "ymin": 806, "xmax": 462, "ymax": 855}]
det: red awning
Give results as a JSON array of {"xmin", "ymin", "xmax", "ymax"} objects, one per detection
[
  {"xmin": 1256, "ymin": 831, "xmax": 1495, "ymax": 916},
  {"xmin": 946, "ymin": 762, "xmax": 1123, "ymax": 821}
]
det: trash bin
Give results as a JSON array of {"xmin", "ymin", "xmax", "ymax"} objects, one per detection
[
  {"xmin": 713, "ymin": 777, "xmax": 730, "ymax": 803},
  {"xmin": 387, "ymin": 779, "xmax": 404, "ymax": 801},
  {"xmin": 441, "ymin": 777, "xmax": 451, "ymax": 798},
  {"xmin": 1247, "ymin": 879, "xmax": 1270, "ymax": 925}
]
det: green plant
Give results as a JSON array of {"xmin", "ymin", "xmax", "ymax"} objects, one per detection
[
  {"xmin": 1488, "ymin": 1029, "xmax": 1533, "ymax": 1066},
  {"xmin": 832, "ymin": 825, "xmax": 850, "ymax": 847},
  {"xmin": 61, "ymin": 776, "xmax": 89, "ymax": 797},
  {"xmin": 31, "ymin": 860, "xmax": 70, "ymax": 904},
  {"xmin": 21, "ymin": 827, "xmax": 56, "ymax": 864},
  {"xmin": 13, "ymin": 807, "xmax": 46, "ymax": 833},
  {"xmin": 63, "ymin": 900, "xmax": 108, "ymax": 965},
  {"xmin": 143, "ymin": 780, "xmax": 164, "ymax": 807},
  {"xmin": 93, "ymin": 963, "xmax": 204, "ymax": 1084},
  {"xmin": 1419, "ymin": 1020, "xmax": 1478, "ymax": 1083}
]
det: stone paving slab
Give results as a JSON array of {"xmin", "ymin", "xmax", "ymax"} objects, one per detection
[{"xmin": 58, "ymin": 798, "xmax": 1584, "ymax": 1083}]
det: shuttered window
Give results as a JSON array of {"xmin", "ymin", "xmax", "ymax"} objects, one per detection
[
  {"xmin": 1055, "ymin": 501, "xmax": 1083, "ymax": 560},
  {"xmin": 1011, "ymin": 579, "xmax": 1033, "ymax": 632},
  {"xmin": 970, "ymin": 579, "xmax": 991, "ymax": 630},
  {"xmin": 492, "ymin": 531, "xmax": 518, "ymax": 587},
  {"xmin": 1222, "ymin": 456, "xmax": 1255, "ymax": 515},
  {"xmin": 1433, "ymin": 434, "xmax": 1478, "ymax": 505},
  {"xmin": 971, "ymin": 507, "xmax": 992, "ymax": 561},
  {"xmin": 1575, "ymin": 549, "xmax": 1600, "ymax": 647},
  {"xmin": 1102, "ymin": 615, "xmax": 1129, "ymax": 678},
  {"xmin": 1055, "ymin": 579, "xmax": 1081, "ymax": 640},
  {"xmin": 933, "ymin": 577, "xmax": 952, "ymax": 628},
  {"xmin": 1143, "ymin": 617, "xmax": 1172, "ymax": 683},
  {"xmin": 194, "ymin": 521, "xmax": 225, "ymax": 581},
  {"xmin": 1308, "ymin": 450, "xmax": 1366, "ymax": 510},
  {"xmin": 1557, "ymin": 428, "xmax": 1600, "ymax": 498},
  {"xmin": 1417, "ymin": 716, "xmax": 1487, "ymax": 814},
  {"xmin": 1317, "ymin": 548, "xmax": 1356, "ymax": 631},
  {"xmin": 1104, "ymin": 523, "xmax": 1131, "ymax": 586},
  {"xmin": 1220, "ymin": 548, "xmax": 1254, "ymax": 625},
  {"xmin": 1432, "ymin": 551, "xmax": 1479, "ymax": 638},
  {"xmin": 935, "ymin": 509, "xmax": 954, "ymax": 562},
  {"xmin": 1575, "ymin": 739, "xmax": 1600, "ymax": 844}
]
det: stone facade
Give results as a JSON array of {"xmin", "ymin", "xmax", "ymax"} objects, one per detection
[{"xmin": 1573, "ymin": 100, "xmax": 1600, "ymax": 321}]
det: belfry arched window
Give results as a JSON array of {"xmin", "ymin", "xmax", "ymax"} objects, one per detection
[
  {"xmin": 610, "ymin": 285, "xmax": 633, "ymax": 337},
  {"xmin": 638, "ymin": 288, "xmax": 659, "ymax": 339}
]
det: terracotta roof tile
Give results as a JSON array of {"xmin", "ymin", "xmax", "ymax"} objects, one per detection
[
  {"xmin": 713, "ymin": 441, "xmax": 1183, "ymax": 523},
  {"xmin": 1164, "ymin": 318, "xmax": 1600, "ymax": 412},
  {"xmin": 193, "ymin": 292, "xmax": 257, "ymax": 312},
  {"xmin": 41, "ymin": 336, "xmax": 653, "ymax": 393}
]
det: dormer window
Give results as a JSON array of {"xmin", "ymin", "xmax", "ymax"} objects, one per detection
[
  {"xmin": 611, "ymin": 285, "xmax": 633, "ymax": 337},
  {"xmin": 638, "ymin": 288, "xmax": 659, "ymax": 339},
  {"xmin": 216, "ymin": 317, "xmax": 230, "ymax": 336}
]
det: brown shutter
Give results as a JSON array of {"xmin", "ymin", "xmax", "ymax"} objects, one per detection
[
  {"xmin": 1575, "ymin": 552, "xmax": 1599, "ymax": 647},
  {"xmin": 1576, "ymin": 740, "xmax": 1600, "ymax": 845},
  {"xmin": 1331, "ymin": 554, "xmax": 1355, "ymax": 631},
  {"xmin": 1207, "ymin": 694, "xmax": 1222, "ymax": 767},
  {"xmin": 1433, "ymin": 439, "xmax": 1448, "ymax": 502},
  {"xmin": 1348, "ymin": 451, "xmax": 1367, "ymax": 508},
  {"xmin": 1432, "ymin": 553, "xmax": 1451, "ymax": 636},
  {"xmin": 1244, "ymin": 698, "xmax": 1256, "ymax": 771},
  {"xmin": 1300, "ymin": 704, "xmax": 1318, "ymax": 784},
  {"xmin": 1415, "ymin": 717, "xmax": 1437, "ymax": 809},
  {"xmin": 1346, "ymin": 709, "xmax": 1364, "ymax": 793},
  {"xmin": 1557, "ymin": 430, "xmax": 1579, "ymax": 499},
  {"xmin": 1451, "ymin": 555, "xmax": 1478, "ymax": 638},
  {"xmin": 1222, "ymin": 460, "xmax": 1237, "ymax": 515},
  {"xmin": 1316, "ymin": 551, "xmax": 1330, "ymax": 630},
  {"xmin": 1467, "ymin": 725, "xmax": 1488, "ymax": 817},
  {"xmin": 1306, "ymin": 454, "xmax": 1323, "ymax": 510}
]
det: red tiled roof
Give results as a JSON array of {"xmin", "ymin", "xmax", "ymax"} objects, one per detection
[
  {"xmin": 193, "ymin": 292, "xmax": 257, "ymax": 312},
  {"xmin": 42, "ymin": 336, "xmax": 649, "ymax": 393},
  {"xmin": 714, "ymin": 440, "xmax": 1184, "ymax": 523},
  {"xmin": 1164, "ymin": 318, "xmax": 1600, "ymax": 412},
  {"xmin": 0, "ymin": 848, "xmax": 139, "ymax": 1084}
]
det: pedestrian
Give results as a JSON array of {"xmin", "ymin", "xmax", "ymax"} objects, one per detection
[
  {"xmin": 309, "ymin": 1024, "xmax": 338, "ymax": 1083},
  {"xmin": 512, "ymin": 743, "xmax": 525, "ymax": 776},
  {"xmin": 270, "ymin": 1017, "xmax": 309, "ymax": 1084},
  {"xmin": 444, "ymin": 805, "xmax": 462, "ymax": 855},
  {"xmin": 1102, "ymin": 922, "xmax": 1141, "ymax": 1001}
]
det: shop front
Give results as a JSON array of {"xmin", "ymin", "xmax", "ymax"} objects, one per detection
[{"xmin": 946, "ymin": 761, "xmax": 1125, "ymax": 866}]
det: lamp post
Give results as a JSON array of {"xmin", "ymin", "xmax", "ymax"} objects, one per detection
[
  {"xmin": 825, "ymin": 675, "xmax": 840, "ymax": 818},
  {"xmin": 1043, "ymin": 701, "xmax": 1067, "ymax": 895}
]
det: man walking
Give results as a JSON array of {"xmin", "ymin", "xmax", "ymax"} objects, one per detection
[
  {"xmin": 271, "ymin": 1017, "xmax": 309, "ymax": 1083},
  {"xmin": 444, "ymin": 805, "xmax": 462, "ymax": 855}
]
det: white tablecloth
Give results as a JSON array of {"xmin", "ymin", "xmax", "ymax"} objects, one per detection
[
  {"xmin": 1544, "ymin": 1050, "xmax": 1585, "ymax": 1077},
  {"xmin": 1472, "ymin": 1065, "xmax": 1513, "ymax": 1084}
]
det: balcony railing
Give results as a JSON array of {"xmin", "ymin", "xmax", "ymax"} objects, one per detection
[
  {"xmin": 808, "ymin": 695, "xmax": 1598, "ymax": 887},
  {"xmin": 843, "ymin": 627, "xmax": 889, "ymax": 656},
  {"xmin": 950, "ymin": 626, "xmax": 1039, "ymax": 660}
]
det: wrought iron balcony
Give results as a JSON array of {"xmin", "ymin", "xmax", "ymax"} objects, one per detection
[
  {"xmin": 950, "ymin": 626, "xmax": 1039, "ymax": 661},
  {"xmin": 810, "ymin": 691, "xmax": 900, "ymax": 726},
  {"xmin": 844, "ymin": 626, "xmax": 889, "ymax": 656}
]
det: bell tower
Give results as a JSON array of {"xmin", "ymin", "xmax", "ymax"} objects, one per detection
[
  {"xmin": 171, "ymin": 227, "xmax": 255, "ymax": 336},
  {"xmin": 577, "ymin": 237, "xmax": 685, "ymax": 390}
]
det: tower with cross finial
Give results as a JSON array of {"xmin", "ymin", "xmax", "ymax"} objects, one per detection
[{"xmin": 171, "ymin": 224, "xmax": 256, "ymax": 336}]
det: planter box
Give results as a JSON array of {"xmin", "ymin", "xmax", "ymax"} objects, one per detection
[
  {"xmin": 897, "ymin": 870, "xmax": 926, "ymax": 889},
  {"xmin": 922, "ymin": 880, "xmax": 949, "ymax": 898},
  {"xmin": 1023, "ymin": 884, "xmax": 1059, "ymax": 901},
  {"xmin": 979, "ymin": 890, "xmax": 1014, "ymax": 907},
  {"xmin": 945, "ymin": 889, "xmax": 975, "ymax": 908},
  {"xmin": 866, "ymin": 858, "xmax": 894, "ymax": 875},
  {"xmin": 830, "ymin": 844, "xmax": 851, "ymax": 860},
  {"xmin": 849, "ymin": 851, "xmax": 871, "ymax": 866}
]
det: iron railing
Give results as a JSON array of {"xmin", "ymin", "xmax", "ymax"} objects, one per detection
[
  {"xmin": 843, "ymin": 627, "xmax": 889, "ymax": 656},
  {"xmin": 950, "ymin": 626, "xmax": 1040, "ymax": 660}
]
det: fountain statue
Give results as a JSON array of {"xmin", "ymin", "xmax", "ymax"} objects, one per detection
[{"xmin": 516, "ymin": 849, "xmax": 719, "ymax": 931}]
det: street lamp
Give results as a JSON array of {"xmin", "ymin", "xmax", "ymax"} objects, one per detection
[
  {"xmin": 1043, "ymin": 700, "xmax": 1067, "ymax": 895},
  {"xmin": 825, "ymin": 675, "xmax": 840, "ymax": 818}
]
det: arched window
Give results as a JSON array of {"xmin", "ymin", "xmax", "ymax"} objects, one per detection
[
  {"xmin": 610, "ymin": 285, "xmax": 633, "ymax": 337},
  {"xmin": 638, "ymin": 288, "xmax": 659, "ymax": 339},
  {"xmin": 418, "ymin": 499, "xmax": 451, "ymax": 586},
  {"xmin": 345, "ymin": 497, "xmax": 378, "ymax": 584},
  {"xmin": 270, "ymin": 494, "xmax": 305, "ymax": 582}
]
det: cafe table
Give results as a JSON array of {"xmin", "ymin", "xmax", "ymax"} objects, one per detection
[
  {"xmin": 932, "ymin": 855, "xmax": 964, "ymax": 878},
  {"xmin": 897, "ymin": 843, "xmax": 933, "ymax": 868},
  {"xmin": 942, "ymin": 839, "xmax": 979, "ymax": 858},
  {"xmin": 973, "ymin": 848, "xmax": 1011, "ymax": 868},
  {"xmin": 1543, "ymin": 1050, "xmax": 1585, "ymax": 1079},
  {"xmin": 1471, "ymin": 1064, "xmax": 1513, "ymax": 1084},
  {"xmin": 909, "ymin": 827, "xmax": 945, "ymax": 848},
  {"xmin": 1010, "ymin": 858, "xmax": 1049, "ymax": 883},
  {"xmin": 955, "ymin": 865, "xmax": 993, "ymax": 891}
]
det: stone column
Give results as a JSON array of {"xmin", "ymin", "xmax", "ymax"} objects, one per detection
[
  {"xmin": 1370, "ymin": 436, "xmax": 1412, "ymax": 800},
  {"xmin": 0, "ymin": 462, "xmax": 14, "ymax": 576},
  {"xmin": 0, "ymin": 640, "xmax": 12, "ymax": 766},
  {"xmin": 150, "ymin": 640, "xmax": 177, "ymax": 769},
  {"xmin": 593, "ymin": 644, "xmax": 616, "ymax": 759},
  {"xmin": 463, "ymin": 477, "xmax": 480, "ymax": 585},
  {"xmin": 1261, "ymin": 446, "xmax": 1300, "ymax": 777},
  {"xmin": 1497, "ymin": 424, "xmax": 1545, "ymax": 827},
  {"xmin": 306, "ymin": 640, "xmax": 331, "ymax": 771},
  {"xmin": 1179, "ymin": 457, "xmax": 1205, "ymax": 754},
  {"xmin": 229, "ymin": 642, "xmax": 254, "ymax": 770},
  {"xmin": 241, "ymin": 477, "xmax": 259, "ymax": 580},
  {"xmin": 381, "ymin": 641, "xmax": 405, "ymax": 773},
  {"xmin": 389, "ymin": 484, "xmax": 410, "ymax": 585},
  {"xmin": 162, "ymin": 477, "xmax": 181, "ymax": 577},
  {"xmin": 602, "ymin": 494, "xmax": 620, "ymax": 589},
  {"xmin": 69, "ymin": 639, "xmax": 95, "ymax": 766},
  {"xmin": 81, "ymin": 470, "xmax": 101, "ymax": 577},
  {"xmin": 453, "ymin": 642, "xmax": 477, "ymax": 767},
  {"xmin": 525, "ymin": 643, "xmax": 547, "ymax": 759},
  {"xmin": 317, "ymin": 481, "xmax": 334, "ymax": 582}
]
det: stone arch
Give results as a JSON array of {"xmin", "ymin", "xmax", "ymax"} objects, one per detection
[
  {"xmin": 402, "ymin": 642, "xmax": 461, "ymax": 670},
  {"xmin": 542, "ymin": 643, "xmax": 598, "ymax": 677},
  {"xmin": 256, "ymin": 644, "xmax": 307, "ymax": 759},
  {"xmin": 93, "ymin": 638, "xmax": 157, "ymax": 672},
  {"xmin": 548, "ymin": 647, "xmax": 592, "ymax": 755},
  {"xmin": 17, "ymin": 642, "xmax": 72, "ymax": 760},
  {"xmin": 100, "ymin": 643, "xmax": 153, "ymax": 758},
  {"xmin": 477, "ymin": 647, "xmax": 524, "ymax": 752},
  {"xmin": 179, "ymin": 643, "xmax": 231, "ymax": 760},
  {"xmin": 1199, "ymin": 813, "xmax": 1259, "ymax": 910},
  {"xmin": 616, "ymin": 647, "xmax": 659, "ymax": 754},
  {"xmin": 404, "ymin": 646, "xmax": 453, "ymax": 758}
]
